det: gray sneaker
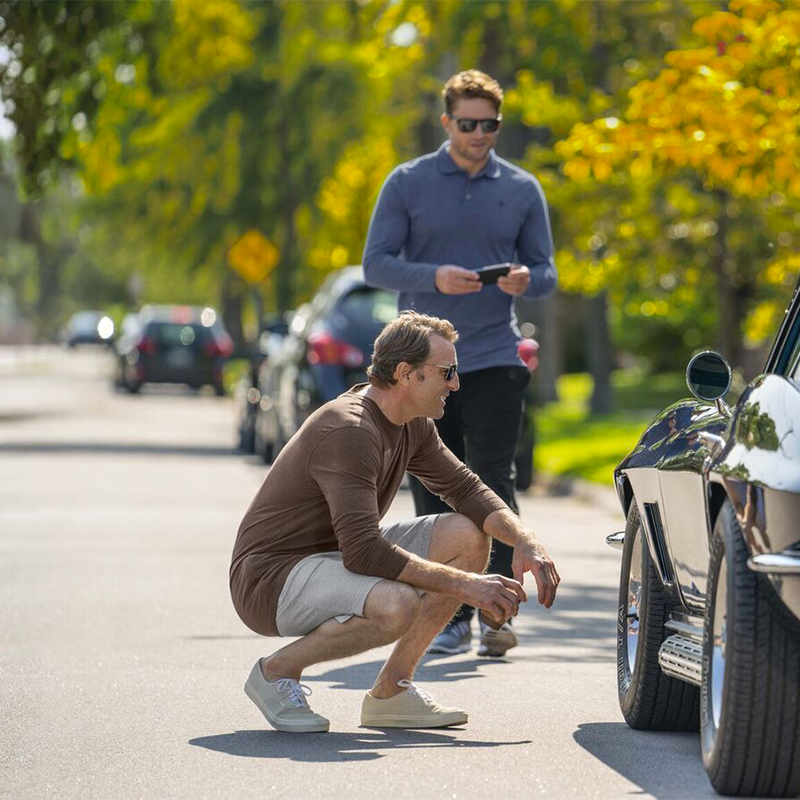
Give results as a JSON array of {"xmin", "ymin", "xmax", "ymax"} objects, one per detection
[
  {"xmin": 427, "ymin": 620, "xmax": 472, "ymax": 655},
  {"xmin": 477, "ymin": 618, "xmax": 518, "ymax": 657}
]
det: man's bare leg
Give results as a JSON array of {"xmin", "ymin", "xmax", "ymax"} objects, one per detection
[
  {"xmin": 262, "ymin": 580, "xmax": 422, "ymax": 681},
  {"xmin": 370, "ymin": 514, "xmax": 490, "ymax": 698}
]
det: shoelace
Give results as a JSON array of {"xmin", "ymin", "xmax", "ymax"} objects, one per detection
[
  {"xmin": 397, "ymin": 679, "xmax": 436, "ymax": 706},
  {"xmin": 275, "ymin": 678, "xmax": 312, "ymax": 708}
]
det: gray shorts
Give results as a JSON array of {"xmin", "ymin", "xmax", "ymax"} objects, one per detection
[{"xmin": 275, "ymin": 515, "xmax": 439, "ymax": 637}]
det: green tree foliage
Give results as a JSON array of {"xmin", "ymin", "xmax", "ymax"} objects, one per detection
[
  {"xmin": 1, "ymin": 0, "xmax": 794, "ymax": 369},
  {"xmin": 556, "ymin": 0, "xmax": 800, "ymax": 368}
]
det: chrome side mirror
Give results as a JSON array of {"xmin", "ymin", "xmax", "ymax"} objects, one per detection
[{"xmin": 686, "ymin": 350, "xmax": 732, "ymax": 416}]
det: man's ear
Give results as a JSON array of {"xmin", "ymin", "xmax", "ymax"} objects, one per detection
[
  {"xmin": 394, "ymin": 361, "xmax": 414, "ymax": 384},
  {"xmin": 440, "ymin": 112, "xmax": 451, "ymax": 135}
]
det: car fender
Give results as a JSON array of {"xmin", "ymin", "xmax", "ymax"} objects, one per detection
[{"xmin": 707, "ymin": 374, "xmax": 800, "ymax": 621}]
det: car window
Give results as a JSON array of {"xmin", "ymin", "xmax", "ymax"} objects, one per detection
[
  {"xmin": 336, "ymin": 288, "xmax": 397, "ymax": 326},
  {"xmin": 147, "ymin": 322, "xmax": 209, "ymax": 348},
  {"xmin": 776, "ymin": 305, "xmax": 800, "ymax": 380}
]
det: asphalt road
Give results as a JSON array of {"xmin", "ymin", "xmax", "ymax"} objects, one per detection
[{"xmin": 0, "ymin": 348, "xmax": 718, "ymax": 799}]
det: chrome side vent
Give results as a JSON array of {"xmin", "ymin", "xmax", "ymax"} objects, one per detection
[
  {"xmin": 658, "ymin": 634, "xmax": 702, "ymax": 686},
  {"xmin": 643, "ymin": 502, "xmax": 673, "ymax": 584}
]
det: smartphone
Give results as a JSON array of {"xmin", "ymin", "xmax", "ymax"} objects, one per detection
[{"xmin": 476, "ymin": 263, "xmax": 513, "ymax": 284}]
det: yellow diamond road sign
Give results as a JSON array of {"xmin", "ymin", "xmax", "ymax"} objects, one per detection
[{"xmin": 228, "ymin": 229, "xmax": 280, "ymax": 285}]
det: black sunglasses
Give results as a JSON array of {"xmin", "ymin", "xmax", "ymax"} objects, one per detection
[
  {"xmin": 449, "ymin": 114, "xmax": 502, "ymax": 133},
  {"xmin": 425, "ymin": 362, "xmax": 458, "ymax": 381}
]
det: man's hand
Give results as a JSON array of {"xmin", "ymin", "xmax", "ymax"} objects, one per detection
[
  {"xmin": 497, "ymin": 264, "xmax": 530, "ymax": 296},
  {"xmin": 460, "ymin": 572, "xmax": 527, "ymax": 623},
  {"xmin": 512, "ymin": 540, "xmax": 560, "ymax": 608},
  {"xmin": 435, "ymin": 265, "xmax": 483, "ymax": 295}
]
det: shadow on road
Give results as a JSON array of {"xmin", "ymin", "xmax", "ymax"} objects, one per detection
[
  {"xmin": 302, "ymin": 656, "xmax": 511, "ymax": 690},
  {"xmin": 0, "ymin": 442, "xmax": 236, "ymax": 457},
  {"xmin": 508, "ymin": 583, "xmax": 618, "ymax": 662},
  {"xmin": 189, "ymin": 728, "xmax": 532, "ymax": 762},
  {"xmin": 573, "ymin": 722, "xmax": 714, "ymax": 799}
]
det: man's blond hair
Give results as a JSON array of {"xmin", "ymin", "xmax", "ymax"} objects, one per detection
[
  {"xmin": 442, "ymin": 70, "xmax": 503, "ymax": 115},
  {"xmin": 367, "ymin": 311, "xmax": 458, "ymax": 388}
]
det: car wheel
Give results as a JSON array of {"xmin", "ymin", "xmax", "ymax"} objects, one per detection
[
  {"xmin": 617, "ymin": 502, "xmax": 699, "ymax": 730},
  {"xmin": 253, "ymin": 420, "xmax": 274, "ymax": 465},
  {"xmin": 237, "ymin": 422, "xmax": 255, "ymax": 454},
  {"xmin": 701, "ymin": 500, "xmax": 800, "ymax": 797}
]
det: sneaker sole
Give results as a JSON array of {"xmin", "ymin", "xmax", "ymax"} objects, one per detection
[
  {"xmin": 244, "ymin": 681, "xmax": 330, "ymax": 733},
  {"xmin": 426, "ymin": 641, "xmax": 472, "ymax": 655},
  {"xmin": 361, "ymin": 711, "xmax": 468, "ymax": 729}
]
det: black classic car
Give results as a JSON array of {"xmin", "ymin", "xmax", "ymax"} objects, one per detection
[{"xmin": 608, "ymin": 279, "xmax": 800, "ymax": 797}]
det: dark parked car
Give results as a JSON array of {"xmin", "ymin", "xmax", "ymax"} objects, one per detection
[
  {"xmin": 61, "ymin": 310, "xmax": 115, "ymax": 347},
  {"xmin": 608, "ymin": 278, "xmax": 800, "ymax": 797},
  {"xmin": 253, "ymin": 267, "xmax": 397, "ymax": 463},
  {"xmin": 233, "ymin": 315, "xmax": 290, "ymax": 453},
  {"xmin": 114, "ymin": 305, "xmax": 233, "ymax": 395}
]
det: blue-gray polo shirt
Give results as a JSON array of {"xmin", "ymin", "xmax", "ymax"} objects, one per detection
[{"xmin": 362, "ymin": 142, "xmax": 557, "ymax": 373}]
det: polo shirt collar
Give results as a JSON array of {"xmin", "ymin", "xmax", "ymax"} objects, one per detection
[{"xmin": 436, "ymin": 142, "xmax": 501, "ymax": 180}]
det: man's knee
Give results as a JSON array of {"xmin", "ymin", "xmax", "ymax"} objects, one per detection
[
  {"xmin": 430, "ymin": 513, "xmax": 491, "ymax": 570},
  {"xmin": 363, "ymin": 580, "xmax": 422, "ymax": 637}
]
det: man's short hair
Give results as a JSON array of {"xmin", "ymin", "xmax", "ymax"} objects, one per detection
[
  {"xmin": 442, "ymin": 70, "xmax": 504, "ymax": 115},
  {"xmin": 368, "ymin": 311, "xmax": 458, "ymax": 388}
]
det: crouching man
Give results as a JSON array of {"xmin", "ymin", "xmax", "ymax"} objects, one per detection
[{"xmin": 229, "ymin": 311, "xmax": 560, "ymax": 732}]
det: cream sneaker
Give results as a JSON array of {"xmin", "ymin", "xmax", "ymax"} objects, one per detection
[
  {"xmin": 361, "ymin": 680, "xmax": 468, "ymax": 728},
  {"xmin": 244, "ymin": 659, "xmax": 329, "ymax": 733}
]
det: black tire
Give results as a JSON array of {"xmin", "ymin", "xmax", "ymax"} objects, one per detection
[
  {"xmin": 701, "ymin": 500, "xmax": 800, "ymax": 797},
  {"xmin": 213, "ymin": 383, "xmax": 225, "ymax": 397},
  {"xmin": 237, "ymin": 423, "xmax": 255, "ymax": 454},
  {"xmin": 253, "ymin": 420, "xmax": 274, "ymax": 465},
  {"xmin": 617, "ymin": 502, "xmax": 699, "ymax": 730}
]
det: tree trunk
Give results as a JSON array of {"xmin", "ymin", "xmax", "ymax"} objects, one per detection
[
  {"xmin": 220, "ymin": 272, "xmax": 246, "ymax": 355},
  {"xmin": 19, "ymin": 201, "xmax": 59, "ymax": 340},
  {"xmin": 587, "ymin": 291, "xmax": 614, "ymax": 414},
  {"xmin": 711, "ymin": 192, "xmax": 741, "ymax": 369}
]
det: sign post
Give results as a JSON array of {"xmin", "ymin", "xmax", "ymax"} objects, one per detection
[{"xmin": 227, "ymin": 230, "xmax": 281, "ymax": 333}]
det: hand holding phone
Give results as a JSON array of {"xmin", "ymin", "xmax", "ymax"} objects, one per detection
[{"xmin": 476, "ymin": 263, "xmax": 512, "ymax": 284}]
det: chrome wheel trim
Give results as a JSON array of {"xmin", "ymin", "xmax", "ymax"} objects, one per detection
[
  {"xmin": 626, "ymin": 527, "xmax": 643, "ymax": 674},
  {"xmin": 709, "ymin": 556, "xmax": 728, "ymax": 736}
]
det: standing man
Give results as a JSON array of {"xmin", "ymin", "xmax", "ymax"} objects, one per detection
[
  {"xmin": 363, "ymin": 70, "xmax": 557, "ymax": 657},
  {"xmin": 230, "ymin": 312, "xmax": 560, "ymax": 732}
]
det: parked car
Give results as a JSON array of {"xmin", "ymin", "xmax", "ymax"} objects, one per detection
[
  {"xmin": 233, "ymin": 315, "xmax": 290, "ymax": 453},
  {"xmin": 253, "ymin": 267, "xmax": 397, "ymax": 463},
  {"xmin": 114, "ymin": 304, "xmax": 233, "ymax": 395},
  {"xmin": 61, "ymin": 310, "xmax": 115, "ymax": 347},
  {"xmin": 608, "ymin": 277, "xmax": 800, "ymax": 797}
]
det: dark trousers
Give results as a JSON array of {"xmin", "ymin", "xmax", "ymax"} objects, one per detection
[{"xmin": 409, "ymin": 365, "xmax": 530, "ymax": 624}]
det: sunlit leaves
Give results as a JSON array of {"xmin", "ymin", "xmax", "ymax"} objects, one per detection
[
  {"xmin": 159, "ymin": 0, "xmax": 255, "ymax": 90},
  {"xmin": 558, "ymin": 1, "xmax": 800, "ymax": 199}
]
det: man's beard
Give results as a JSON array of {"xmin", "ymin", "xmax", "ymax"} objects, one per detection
[{"xmin": 454, "ymin": 140, "xmax": 489, "ymax": 163}]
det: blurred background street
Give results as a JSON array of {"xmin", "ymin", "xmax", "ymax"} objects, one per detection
[{"xmin": 0, "ymin": 347, "xmax": 717, "ymax": 799}]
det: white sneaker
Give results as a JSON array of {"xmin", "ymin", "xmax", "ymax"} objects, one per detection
[
  {"xmin": 361, "ymin": 680, "xmax": 468, "ymax": 728},
  {"xmin": 244, "ymin": 659, "xmax": 329, "ymax": 733}
]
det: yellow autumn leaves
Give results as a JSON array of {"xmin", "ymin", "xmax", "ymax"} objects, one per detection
[{"xmin": 558, "ymin": 0, "xmax": 800, "ymax": 199}]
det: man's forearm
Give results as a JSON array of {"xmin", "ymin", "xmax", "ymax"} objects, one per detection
[
  {"xmin": 394, "ymin": 552, "xmax": 471, "ymax": 597},
  {"xmin": 483, "ymin": 507, "xmax": 538, "ymax": 548}
]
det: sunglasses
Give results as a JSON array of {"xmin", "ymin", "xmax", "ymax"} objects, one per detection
[
  {"xmin": 424, "ymin": 362, "xmax": 458, "ymax": 381},
  {"xmin": 448, "ymin": 114, "xmax": 502, "ymax": 133}
]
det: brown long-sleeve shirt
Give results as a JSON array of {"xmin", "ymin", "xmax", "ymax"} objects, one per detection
[{"xmin": 229, "ymin": 385, "xmax": 506, "ymax": 636}]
